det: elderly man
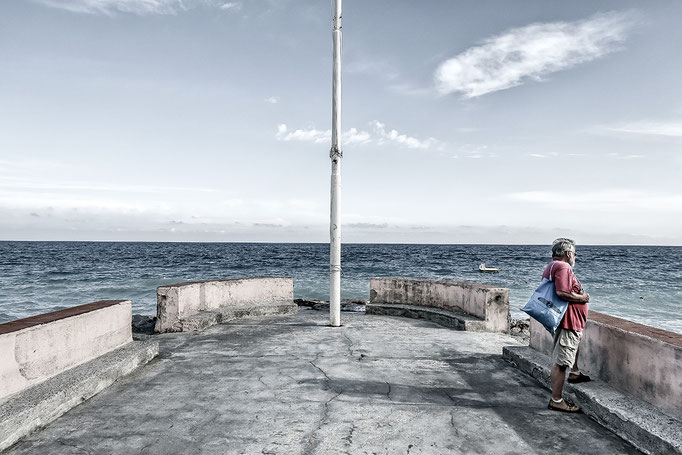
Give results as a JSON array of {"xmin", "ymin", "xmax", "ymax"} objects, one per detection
[{"xmin": 545, "ymin": 238, "xmax": 591, "ymax": 413}]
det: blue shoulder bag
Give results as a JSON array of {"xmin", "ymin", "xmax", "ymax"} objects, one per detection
[{"xmin": 522, "ymin": 262, "xmax": 569, "ymax": 335}]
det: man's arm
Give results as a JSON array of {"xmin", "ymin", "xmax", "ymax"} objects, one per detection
[
  {"xmin": 553, "ymin": 265, "xmax": 589, "ymax": 303},
  {"xmin": 556, "ymin": 290, "xmax": 590, "ymax": 304}
]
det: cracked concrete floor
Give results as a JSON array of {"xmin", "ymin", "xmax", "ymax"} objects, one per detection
[{"xmin": 5, "ymin": 309, "xmax": 641, "ymax": 455}]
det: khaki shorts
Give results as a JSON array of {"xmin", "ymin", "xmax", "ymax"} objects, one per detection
[{"xmin": 552, "ymin": 328, "xmax": 582, "ymax": 368}]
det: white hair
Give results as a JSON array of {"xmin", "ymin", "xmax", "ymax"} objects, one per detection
[{"xmin": 552, "ymin": 238, "xmax": 575, "ymax": 258}]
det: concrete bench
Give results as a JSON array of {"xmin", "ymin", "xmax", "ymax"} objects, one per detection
[
  {"xmin": 504, "ymin": 311, "xmax": 682, "ymax": 454},
  {"xmin": 0, "ymin": 300, "xmax": 158, "ymax": 451},
  {"xmin": 155, "ymin": 277, "xmax": 298, "ymax": 333},
  {"xmin": 366, "ymin": 278, "xmax": 509, "ymax": 332}
]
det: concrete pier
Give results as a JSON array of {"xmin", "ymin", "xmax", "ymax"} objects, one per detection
[{"xmin": 4, "ymin": 310, "xmax": 641, "ymax": 454}]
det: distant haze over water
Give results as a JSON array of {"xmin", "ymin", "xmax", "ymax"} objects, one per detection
[{"xmin": 0, "ymin": 242, "xmax": 680, "ymax": 334}]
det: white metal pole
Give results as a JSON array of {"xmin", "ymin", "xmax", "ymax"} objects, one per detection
[{"xmin": 329, "ymin": 0, "xmax": 342, "ymax": 327}]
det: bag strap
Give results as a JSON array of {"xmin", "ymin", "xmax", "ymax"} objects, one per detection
[{"xmin": 550, "ymin": 261, "xmax": 583, "ymax": 291}]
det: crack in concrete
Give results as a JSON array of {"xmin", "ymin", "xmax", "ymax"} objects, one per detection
[
  {"xmin": 376, "ymin": 406, "xmax": 396, "ymax": 430},
  {"xmin": 309, "ymin": 354, "xmax": 331, "ymax": 383},
  {"xmin": 449, "ymin": 411, "xmax": 461, "ymax": 437},
  {"xmin": 301, "ymin": 390, "xmax": 342, "ymax": 455},
  {"xmin": 301, "ymin": 355, "xmax": 343, "ymax": 455},
  {"xmin": 342, "ymin": 422, "xmax": 357, "ymax": 446},
  {"xmin": 386, "ymin": 382, "xmax": 393, "ymax": 401},
  {"xmin": 57, "ymin": 438, "xmax": 92, "ymax": 455},
  {"xmin": 186, "ymin": 410, "xmax": 220, "ymax": 436},
  {"xmin": 342, "ymin": 331, "xmax": 356, "ymax": 359},
  {"xmin": 138, "ymin": 439, "xmax": 158, "ymax": 454}
]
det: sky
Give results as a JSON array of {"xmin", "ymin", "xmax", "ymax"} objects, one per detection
[{"xmin": 1, "ymin": 0, "xmax": 681, "ymax": 245}]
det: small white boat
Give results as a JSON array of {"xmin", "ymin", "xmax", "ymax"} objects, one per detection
[{"xmin": 479, "ymin": 263, "xmax": 499, "ymax": 273}]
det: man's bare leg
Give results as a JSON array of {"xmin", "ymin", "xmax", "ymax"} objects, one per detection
[{"xmin": 550, "ymin": 363, "xmax": 567, "ymax": 400}]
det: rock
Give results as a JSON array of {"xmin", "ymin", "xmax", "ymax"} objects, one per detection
[
  {"xmin": 294, "ymin": 298, "xmax": 367, "ymax": 313},
  {"xmin": 294, "ymin": 298, "xmax": 327, "ymax": 308},
  {"xmin": 132, "ymin": 314, "xmax": 156, "ymax": 335},
  {"xmin": 510, "ymin": 318, "xmax": 530, "ymax": 343}
]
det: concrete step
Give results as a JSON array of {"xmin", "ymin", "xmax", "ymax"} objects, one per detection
[
  {"xmin": 503, "ymin": 345, "xmax": 682, "ymax": 455},
  {"xmin": 0, "ymin": 339, "xmax": 158, "ymax": 452},
  {"xmin": 366, "ymin": 303, "xmax": 487, "ymax": 331},
  {"xmin": 177, "ymin": 302, "xmax": 298, "ymax": 332}
]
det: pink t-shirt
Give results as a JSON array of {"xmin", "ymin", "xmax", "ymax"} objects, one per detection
[{"xmin": 542, "ymin": 260, "xmax": 588, "ymax": 331}]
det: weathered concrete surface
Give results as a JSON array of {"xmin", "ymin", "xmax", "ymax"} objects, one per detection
[
  {"xmin": 4, "ymin": 311, "xmax": 641, "ymax": 454},
  {"xmin": 0, "ymin": 339, "xmax": 158, "ymax": 452},
  {"xmin": 530, "ymin": 312, "xmax": 682, "ymax": 420},
  {"xmin": 0, "ymin": 301, "xmax": 133, "ymax": 401},
  {"xmin": 366, "ymin": 303, "xmax": 487, "ymax": 331},
  {"xmin": 155, "ymin": 277, "xmax": 295, "ymax": 333},
  {"xmin": 370, "ymin": 278, "xmax": 509, "ymax": 332},
  {"xmin": 503, "ymin": 346, "xmax": 682, "ymax": 455}
]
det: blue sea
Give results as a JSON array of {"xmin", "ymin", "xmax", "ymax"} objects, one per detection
[{"xmin": 0, "ymin": 242, "xmax": 680, "ymax": 334}]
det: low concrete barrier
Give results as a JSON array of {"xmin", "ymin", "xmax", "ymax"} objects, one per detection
[
  {"xmin": 155, "ymin": 277, "xmax": 297, "ymax": 333},
  {"xmin": 530, "ymin": 311, "xmax": 682, "ymax": 420},
  {"xmin": 0, "ymin": 300, "xmax": 158, "ymax": 451},
  {"xmin": 0, "ymin": 300, "xmax": 132, "ymax": 401},
  {"xmin": 367, "ymin": 278, "xmax": 509, "ymax": 332}
]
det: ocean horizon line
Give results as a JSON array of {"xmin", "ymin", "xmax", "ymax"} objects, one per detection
[{"xmin": 1, "ymin": 239, "xmax": 681, "ymax": 248}]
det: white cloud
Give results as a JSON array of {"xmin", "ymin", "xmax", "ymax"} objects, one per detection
[
  {"xmin": 603, "ymin": 121, "xmax": 682, "ymax": 138},
  {"xmin": 276, "ymin": 124, "xmax": 330, "ymax": 144},
  {"xmin": 0, "ymin": 158, "xmax": 76, "ymax": 175},
  {"xmin": 454, "ymin": 143, "xmax": 494, "ymax": 159},
  {"xmin": 0, "ymin": 179, "xmax": 216, "ymax": 194},
  {"xmin": 32, "ymin": 0, "xmax": 230, "ymax": 15},
  {"xmin": 346, "ymin": 59, "xmax": 400, "ymax": 81},
  {"xmin": 0, "ymin": 192, "xmax": 166, "ymax": 214},
  {"xmin": 276, "ymin": 122, "xmax": 441, "ymax": 150},
  {"xmin": 342, "ymin": 128, "xmax": 372, "ymax": 145},
  {"xmin": 0, "ymin": 185, "xmax": 322, "ymax": 227},
  {"xmin": 528, "ymin": 152, "xmax": 559, "ymax": 158},
  {"xmin": 264, "ymin": 96, "xmax": 279, "ymax": 104},
  {"xmin": 220, "ymin": 2, "xmax": 240, "ymax": 11},
  {"xmin": 371, "ymin": 121, "xmax": 441, "ymax": 150},
  {"xmin": 607, "ymin": 152, "xmax": 644, "ymax": 160},
  {"xmin": 507, "ymin": 189, "xmax": 682, "ymax": 212},
  {"xmin": 435, "ymin": 11, "xmax": 634, "ymax": 98}
]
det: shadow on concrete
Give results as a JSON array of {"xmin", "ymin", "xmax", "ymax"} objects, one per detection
[{"xmin": 442, "ymin": 353, "xmax": 644, "ymax": 454}]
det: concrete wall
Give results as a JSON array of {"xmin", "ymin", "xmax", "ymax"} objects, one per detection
[
  {"xmin": 369, "ymin": 278, "xmax": 509, "ymax": 332},
  {"xmin": 155, "ymin": 277, "xmax": 294, "ymax": 332},
  {"xmin": 530, "ymin": 311, "xmax": 682, "ymax": 420},
  {"xmin": 0, "ymin": 300, "xmax": 132, "ymax": 402}
]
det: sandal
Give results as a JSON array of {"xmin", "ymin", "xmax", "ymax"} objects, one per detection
[{"xmin": 548, "ymin": 399, "xmax": 580, "ymax": 413}]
